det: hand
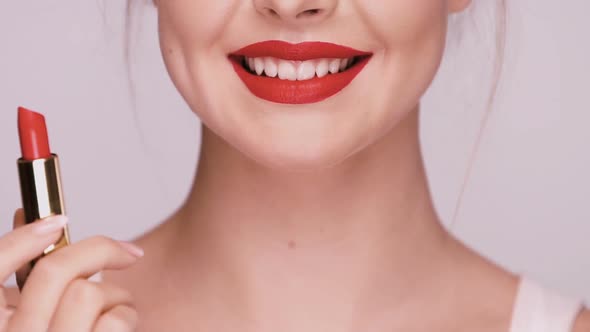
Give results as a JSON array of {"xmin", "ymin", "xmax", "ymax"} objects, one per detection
[{"xmin": 0, "ymin": 209, "xmax": 143, "ymax": 331}]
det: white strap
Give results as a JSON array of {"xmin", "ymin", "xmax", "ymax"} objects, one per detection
[{"xmin": 510, "ymin": 278, "xmax": 583, "ymax": 332}]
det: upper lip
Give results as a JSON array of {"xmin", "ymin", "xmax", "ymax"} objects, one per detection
[{"xmin": 229, "ymin": 40, "xmax": 373, "ymax": 61}]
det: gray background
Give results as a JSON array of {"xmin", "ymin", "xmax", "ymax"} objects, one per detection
[{"xmin": 1, "ymin": 1, "xmax": 589, "ymax": 301}]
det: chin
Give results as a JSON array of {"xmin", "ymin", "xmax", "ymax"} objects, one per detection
[
  {"xmin": 242, "ymin": 145, "xmax": 364, "ymax": 172},
  {"xmin": 223, "ymin": 124, "xmax": 373, "ymax": 172}
]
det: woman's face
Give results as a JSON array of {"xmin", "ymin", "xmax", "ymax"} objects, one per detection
[{"xmin": 157, "ymin": 0, "xmax": 470, "ymax": 170}]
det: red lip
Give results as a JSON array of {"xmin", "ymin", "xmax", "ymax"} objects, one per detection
[{"xmin": 229, "ymin": 41, "xmax": 372, "ymax": 104}]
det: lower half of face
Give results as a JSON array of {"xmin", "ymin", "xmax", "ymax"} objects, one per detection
[{"xmin": 157, "ymin": 0, "xmax": 454, "ymax": 170}]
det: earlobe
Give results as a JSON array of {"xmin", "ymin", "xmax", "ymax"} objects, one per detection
[{"xmin": 448, "ymin": 0, "xmax": 472, "ymax": 13}]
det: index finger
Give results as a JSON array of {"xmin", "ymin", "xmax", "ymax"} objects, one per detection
[{"xmin": 0, "ymin": 213, "xmax": 68, "ymax": 284}]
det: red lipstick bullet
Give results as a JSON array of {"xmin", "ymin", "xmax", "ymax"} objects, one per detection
[{"xmin": 18, "ymin": 107, "xmax": 52, "ymax": 160}]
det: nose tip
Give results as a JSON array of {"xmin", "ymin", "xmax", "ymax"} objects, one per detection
[{"xmin": 255, "ymin": 0, "xmax": 337, "ymax": 24}]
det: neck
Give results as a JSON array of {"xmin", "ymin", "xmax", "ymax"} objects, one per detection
[{"xmin": 169, "ymin": 107, "xmax": 455, "ymax": 329}]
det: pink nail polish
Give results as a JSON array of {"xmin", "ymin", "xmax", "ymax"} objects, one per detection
[
  {"xmin": 118, "ymin": 241, "xmax": 144, "ymax": 258},
  {"xmin": 32, "ymin": 215, "xmax": 68, "ymax": 235}
]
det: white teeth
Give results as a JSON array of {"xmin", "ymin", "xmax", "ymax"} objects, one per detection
[
  {"xmin": 248, "ymin": 58, "xmax": 255, "ymax": 72},
  {"xmin": 278, "ymin": 60, "xmax": 297, "ymax": 81},
  {"xmin": 316, "ymin": 59, "xmax": 329, "ymax": 78},
  {"xmin": 243, "ymin": 56, "xmax": 355, "ymax": 80},
  {"xmin": 339, "ymin": 58, "xmax": 349, "ymax": 71},
  {"xmin": 264, "ymin": 57, "xmax": 278, "ymax": 77},
  {"xmin": 254, "ymin": 58, "xmax": 265, "ymax": 75},
  {"xmin": 297, "ymin": 60, "xmax": 316, "ymax": 80},
  {"xmin": 328, "ymin": 59, "xmax": 341, "ymax": 74}
]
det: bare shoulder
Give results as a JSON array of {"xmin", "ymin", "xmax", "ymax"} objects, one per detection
[{"xmin": 573, "ymin": 308, "xmax": 590, "ymax": 332}]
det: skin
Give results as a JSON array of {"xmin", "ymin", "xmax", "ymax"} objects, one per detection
[{"xmin": 1, "ymin": 0, "xmax": 589, "ymax": 331}]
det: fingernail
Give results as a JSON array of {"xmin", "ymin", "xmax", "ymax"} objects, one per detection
[
  {"xmin": 33, "ymin": 215, "xmax": 68, "ymax": 235},
  {"xmin": 88, "ymin": 271, "xmax": 103, "ymax": 283},
  {"xmin": 118, "ymin": 241, "xmax": 144, "ymax": 258}
]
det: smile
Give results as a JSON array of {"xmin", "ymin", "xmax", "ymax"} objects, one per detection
[{"xmin": 229, "ymin": 41, "xmax": 372, "ymax": 105}]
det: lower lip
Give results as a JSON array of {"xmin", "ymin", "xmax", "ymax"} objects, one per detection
[{"xmin": 229, "ymin": 56, "xmax": 372, "ymax": 105}]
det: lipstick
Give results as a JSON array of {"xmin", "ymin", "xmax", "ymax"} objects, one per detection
[
  {"xmin": 16, "ymin": 106, "xmax": 70, "ymax": 288},
  {"xmin": 228, "ymin": 41, "xmax": 372, "ymax": 104}
]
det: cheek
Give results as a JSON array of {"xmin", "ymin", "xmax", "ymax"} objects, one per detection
[
  {"xmin": 158, "ymin": 0, "xmax": 235, "ymax": 49},
  {"xmin": 363, "ymin": 0, "xmax": 448, "ymax": 42},
  {"xmin": 157, "ymin": 0, "xmax": 239, "ymax": 124},
  {"xmin": 360, "ymin": 0, "xmax": 448, "ymax": 120}
]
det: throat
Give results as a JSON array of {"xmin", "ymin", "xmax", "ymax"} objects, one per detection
[{"xmin": 165, "ymin": 109, "xmax": 453, "ymax": 329}]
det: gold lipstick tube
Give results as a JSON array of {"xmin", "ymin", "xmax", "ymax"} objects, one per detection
[{"xmin": 16, "ymin": 154, "xmax": 70, "ymax": 289}]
